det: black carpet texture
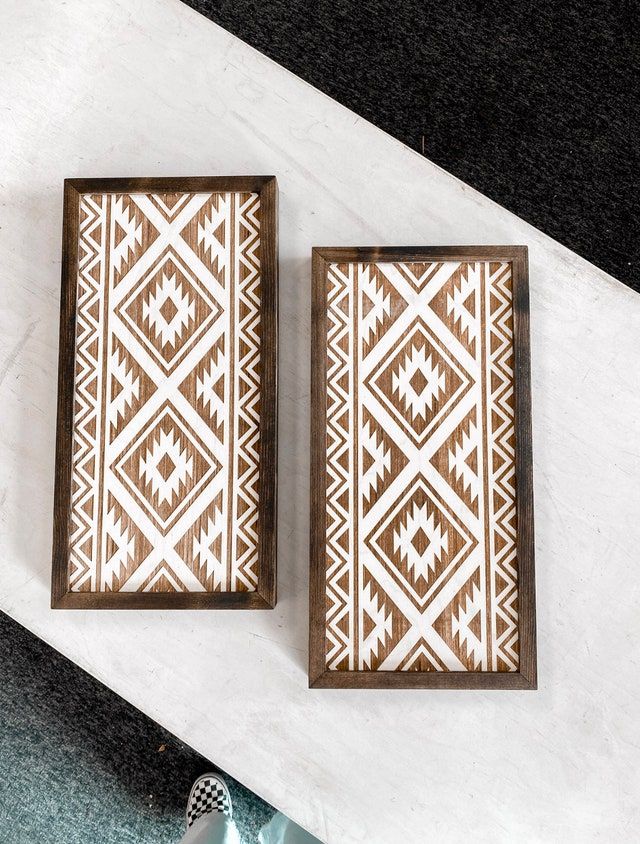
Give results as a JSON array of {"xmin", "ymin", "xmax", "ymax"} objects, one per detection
[
  {"xmin": 183, "ymin": 0, "xmax": 640, "ymax": 292},
  {"xmin": 0, "ymin": 612, "xmax": 274, "ymax": 843}
]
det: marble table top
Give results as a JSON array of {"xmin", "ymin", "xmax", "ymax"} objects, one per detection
[{"xmin": 1, "ymin": 0, "xmax": 639, "ymax": 840}]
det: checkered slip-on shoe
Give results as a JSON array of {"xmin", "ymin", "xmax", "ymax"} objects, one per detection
[{"xmin": 186, "ymin": 772, "xmax": 233, "ymax": 828}]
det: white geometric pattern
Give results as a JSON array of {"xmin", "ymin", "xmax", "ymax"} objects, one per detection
[
  {"xmin": 393, "ymin": 501, "xmax": 449, "ymax": 583},
  {"xmin": 143, "ymin": 271, "xmax": 196, "ymax": 349},
  {"xmin": 392, "ymin": 344, "xmax": 446, "ymax": 421},
  {"xmin": 118, "ymin": 247, "xmax": 222, "ymax": 374},
  {"xmin": 139, "ymin": 424, "xmax": 194, "ymax": 506},
  {"xmin": 68, "ymin": 190, "xmax": 262, "ymax": 594},
  {"xmin": 324, "ymin": 260, "xmax": 519, "ymax": 672}
]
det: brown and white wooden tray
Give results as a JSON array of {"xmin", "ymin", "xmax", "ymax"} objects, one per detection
[
  {"xmin": 309, "ymin": 247, "xmax": 536, "ymax": 688},
  {"xmin": 52, "ymin": 177, "xmax": 277, "ymax": 609}
]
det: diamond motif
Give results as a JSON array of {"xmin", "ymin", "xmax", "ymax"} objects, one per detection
[
  {"xmin": 409, "ymin": 369, "xmax": 430, "ymax": 396},
  {"xmin": 117, "ymin": 247, "xmax": 222, "ymax": 373},
  {"xmin": 159, "ymin": 297, "xmax": 179, "ymax": 324},
  {"xmin": 112, "ymin": 402, "xmax": 221, "ymax": 533},
  {"xmin": 365, "ymin": 318, "xmax": 472, "ymax": 447},
  {"xmin": 365, "ymin": 474, "xmax": 476, "ymax": 609},
  {"xmin": 155, "ymin": 451, "xmax": 177, "ymax": 483}
]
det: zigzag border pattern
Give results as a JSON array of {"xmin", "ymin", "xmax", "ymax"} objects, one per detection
[
  {"xmin": 69, "ymin": 194, "xmax": 106, "ymax": 592},
  {"xmin": 325, "ymin": 264, "xmax": 355, "ymax": 670},
  {"xmin": 231, "ymin": 192, "xmax": 261, "ymax": 591},
  {"xmin": 485, "ymin": 262, "xmax": 518, "ymax": 670}
]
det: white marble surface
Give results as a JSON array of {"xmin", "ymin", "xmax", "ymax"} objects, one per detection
[{"xmin": 1, "ymin": 0, "xmax": 639, "ymax": 841}]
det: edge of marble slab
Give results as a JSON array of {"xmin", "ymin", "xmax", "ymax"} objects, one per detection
[{"xmin": 145, "ymin": 0, "xmax": 640, "ymax": 303}]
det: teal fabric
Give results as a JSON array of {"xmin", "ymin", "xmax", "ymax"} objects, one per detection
[
  {"xmin": 180, "ymin": 814, "xmax": 241, "ymax": 844},
  {"xmin": 180, "ymin": 813, "xmax": 320, "ymax": 844},
  {"xmin": 258, "ymin": 813, "xmax": 321, "ymax": 844}
]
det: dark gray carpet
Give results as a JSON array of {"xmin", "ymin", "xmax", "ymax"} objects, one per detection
[
  {"xmin": 182, "ymin": 0, "xmax": 640, "ymax": 292},
  {"xmin": 0, "ymin": 612, "xmax": 275, "ymax": 843}
]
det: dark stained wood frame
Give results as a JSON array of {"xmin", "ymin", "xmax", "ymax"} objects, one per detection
[
  {"xmin": 52, "ymin": 176, "xmax": 278, "ymax": 609},
  {"xmin": 309, "ymin": 246, "xmax": 536, "ymax": 688}
]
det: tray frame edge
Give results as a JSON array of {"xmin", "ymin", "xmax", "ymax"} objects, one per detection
[
  {"xmin": 51, "ymin": 175, "xmax": 278, "ymax": 610},
  {"xmin": 308, "ymin": 245, "xmax": 536, "ymax": 689}
]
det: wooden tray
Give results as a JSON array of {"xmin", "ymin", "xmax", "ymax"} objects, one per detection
[
  {"xmin": 52, "ymin": 177, "xmax": 277, "ymax": 609},
  {"xmin": 310, "ymin": 247, "xmax": 536, "ymax": 688}
]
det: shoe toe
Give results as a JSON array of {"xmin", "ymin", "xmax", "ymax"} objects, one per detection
[{"xmin": 186, "ymin": 773, "xmax": 232, "ymax": 827}]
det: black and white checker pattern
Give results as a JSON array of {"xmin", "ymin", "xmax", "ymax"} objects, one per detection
[{"xmin": 186, "ymin": 773, "xmax": 232, "ymax": 827}]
